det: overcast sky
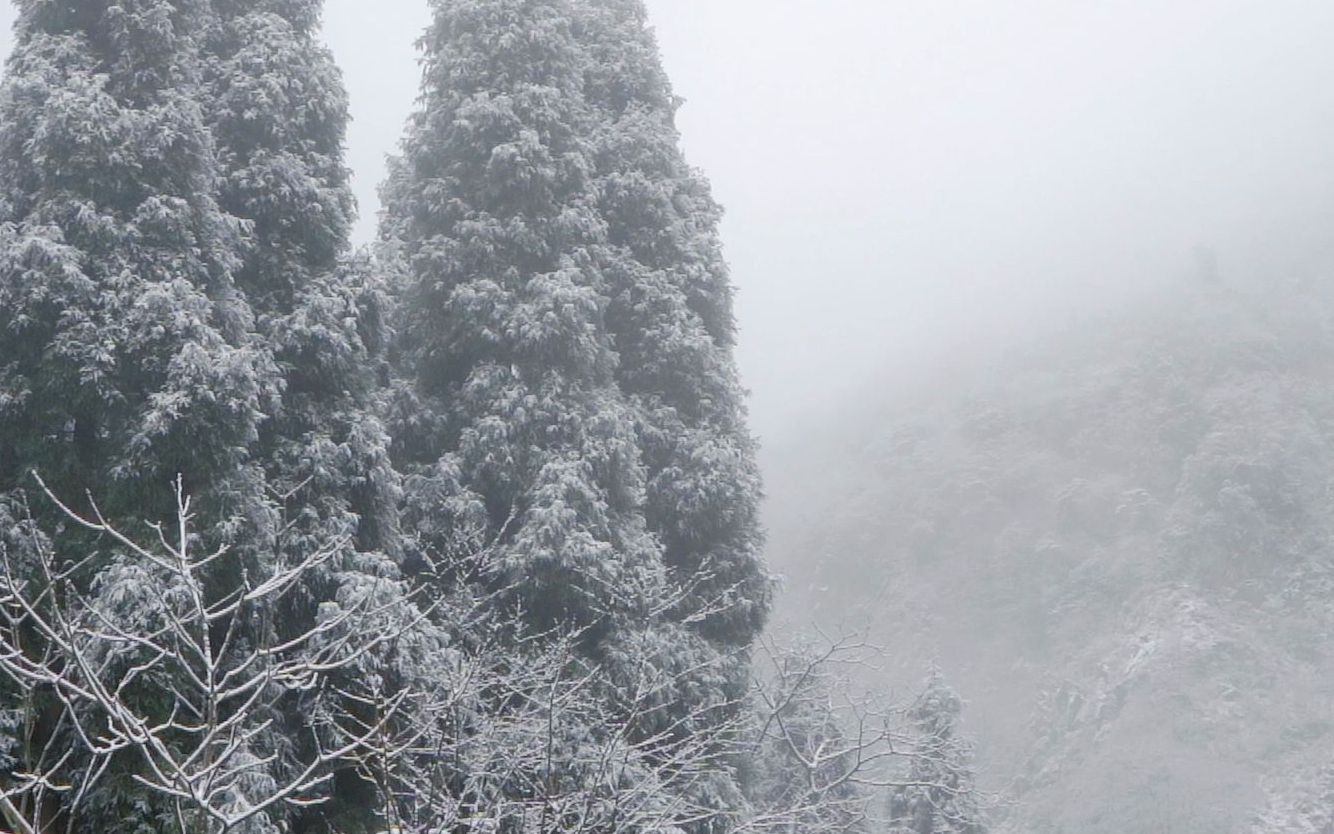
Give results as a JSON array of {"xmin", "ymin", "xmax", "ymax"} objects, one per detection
[{"xmin": 4, "ymin": 1, "xmax": 1334, "ymax": 440}]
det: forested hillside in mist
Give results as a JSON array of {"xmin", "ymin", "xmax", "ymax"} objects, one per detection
[{"xmin": 765, "ymin": 275, "xmax": 1334, "ymax": 833}]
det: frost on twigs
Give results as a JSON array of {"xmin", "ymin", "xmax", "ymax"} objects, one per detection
[
  {"xmin": 744, "ymin": 632, "xmax": 991, "ymax": 834},
  {"xmin": 0, "ymin": 474, "xmax": 422, "ymax": 834}
]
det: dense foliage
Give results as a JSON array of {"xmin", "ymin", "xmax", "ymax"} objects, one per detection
[
  {"xmin": 0, "ymin": 2, "xmax": 278, "ymax": 829},
  {"xmin": 0, "ymin": 0, "xmax": 406, "ymax": 831},
  {"xmin": 0, "ymin": 0, "xmax": 273, "ymax": 535},
  {"xmin": 570, "ymin": 0, "xmax": 768, "ymax": 646},
  {"xmin": 380, "ymin": 0, "xmax": 771, "ymax": 828},
  {"xmin": 887, "ymin": 673, "xmax": 986, "ymax": 834},
  {"xmin": 202, "ymin": 2, "xmax": 410, "ymax": 829}
]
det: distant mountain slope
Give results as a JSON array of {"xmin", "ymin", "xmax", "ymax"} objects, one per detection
[{"xmin": 762, "ymin": 278, "xmax": 1334, "ymax": 833}]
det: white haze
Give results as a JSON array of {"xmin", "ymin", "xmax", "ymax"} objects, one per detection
[{"xmin": 4, "ymin": 0, "xmax": 1334, "ymax": 441}]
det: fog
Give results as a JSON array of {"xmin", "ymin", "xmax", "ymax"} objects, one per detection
[
  {"xmin": 9, "ymin": 1, "xmax": 1334, "ymax": 440},
  {"xmin": 319, "ymin": 0, "xmax": 1334, "ymax": 441}
]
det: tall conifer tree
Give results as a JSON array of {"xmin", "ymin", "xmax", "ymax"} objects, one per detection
[
  {"xmin": 0, "ymin": 1, "xmax": 279, "ymax": 829},
  {"xmin": 0, "ymin": 1, "xmax": 412, "ymax": 830},
  {"xmin": 0, "ymin": 0, "xmax": 276, "ymax": 535},
  {"xmin": 569, "ymin": 6, "xmax": 771, "ymax": 826},
  {"xmin": 383, "ymin": 0, "xmax": 770, "ymax": 830},
  {"xmin": 571, "ymin": 0, "xmax": 768, "ymax": 646},
  {"xmin": 889, "ymin": 673, "xmax": 988, "ymax": 834},
  {"xmin": 382, "ymin": 3, "xmax": 698, "ymax": 826},
  {"xmin": 204, "ymin": 0, "xmax": 399, "ymax": 562},
  {"xmin": 202, "ymin": 3, "xmax": 413, "ymax": 830},
  {"xmin": 382, "ymin": 0, "xmax": 666, "ymax": 633}
]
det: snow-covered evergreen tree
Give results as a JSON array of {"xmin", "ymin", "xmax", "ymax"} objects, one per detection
[
  {"xmin": 0, "ymin": 0, "xmax": 773, "ymax": 828},
  {"xmin": 571, "ymin": 0, "xmax": 768, "ymax": 646},
  {"xmin": 888, "ymin": 672, "xmax": 987, "ymax": 834},
  {"xmin": 0, "ymin": 0, "xmax": 276, "ymax": 534},
  {"xmin": 382, "ymin": 0, "xmax": 665, "ymax": 635},
  {"xmin": 204, "ymin": 0, "xmax": 398, "ymax": 561},
  {"xmin": 202, "ymin": 2, "xmax": 412, "ymax": 829},
  {"xmin": 569, "ymin": 4, "xmax": 771, "ymax": 824},
  {"xmin": 0, "ymin": 1, "xmax": 280, "ymax": 830},
  {"xmin": 381, "ymin": 0, "xmax": 769, "ymax": 829},
  {"xmin": 0, "ymin": 2, "xmax": 413, "ymax": 830}
]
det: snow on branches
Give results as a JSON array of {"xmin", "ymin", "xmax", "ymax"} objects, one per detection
[{"xmin": 0, "ymin": 475, "xmax": 420, "ymax": 834}]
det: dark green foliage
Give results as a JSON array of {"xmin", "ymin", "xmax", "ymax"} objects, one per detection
[
  {"xmin": 571, "ymin": 0, "xmax": 768, "ymax": 646},
  {"xmin": 204, "ymin": 0, "xmax": 397, "ymax": 562},
  {"xmin": 384, "ymin": 0, "xmax": 667, "ymax": 631},
  {"xmin": 0, "ymin": 0, "xmax": 776, "ymax": 830},
  {"xmin": 0, "ymin": 2, "xmax": 280, "ymax": 830},
  {"xmin": 0, "ymin": 0, "xmax": 276, "ymax": 532},
  {"xmin": 382, "ymin": 0, "xmax": 770, "ymax": 829},
  {"xmin": 202, "ymin": 2, "xmax": 408, "ymax": 830},
  {"xmin": 0, "ymin": 1, "xmax": 407, "ymax": 831}
]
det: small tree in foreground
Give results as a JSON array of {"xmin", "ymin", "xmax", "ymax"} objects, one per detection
[
  {"xmin": 0, "ymin": 476, "xmax": 421, "ymax": 834},
  {"xmin": 745, "ymin": 635, "xmax": 990, "ymax": 834},
  {"xmin": 886, "ymin": 671, "xmax": 987, "ymax": 834},
  {"xmin": 362, "ymin": 623, "xmax": 745, "ymax": 834}
]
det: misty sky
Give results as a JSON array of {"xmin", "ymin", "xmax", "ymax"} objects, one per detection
[{"xmin": 4, "ymin": 1, "xmax": 1334, "ymax": 440}]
